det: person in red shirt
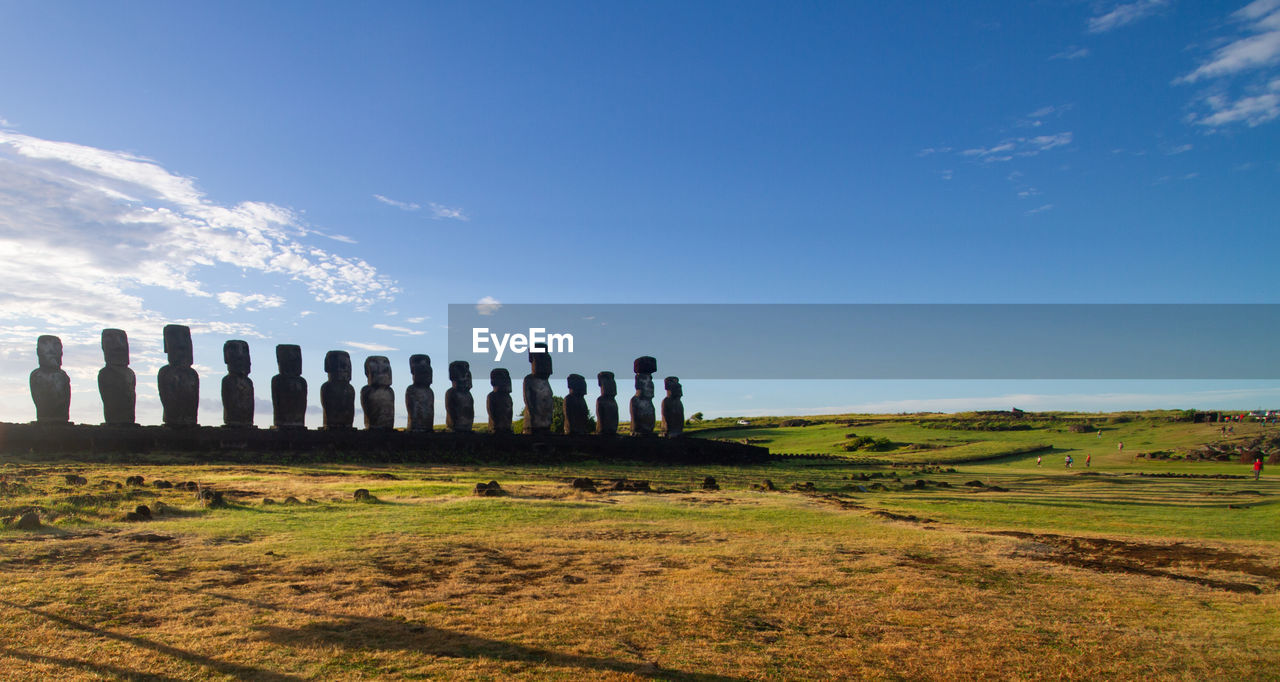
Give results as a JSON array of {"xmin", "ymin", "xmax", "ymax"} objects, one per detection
[{"xmin": 1254, "ymin": 458, "xmax": 1264, "ymax": 481}]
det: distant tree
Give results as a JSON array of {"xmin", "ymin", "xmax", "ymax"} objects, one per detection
[{"xmin": 690, "ymin": 412, "xmax": 704, "ymax": 423}]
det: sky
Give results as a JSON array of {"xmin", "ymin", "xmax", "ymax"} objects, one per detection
[{"xmin": 1, "ymin": 0, "xmax": 1278, "ymax": 427}]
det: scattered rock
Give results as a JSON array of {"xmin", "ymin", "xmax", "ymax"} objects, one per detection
[
  {"xmin": 562, "ymin": 574, "xmax": 587, "ymax": 584},
  {"xmin": 702, "ymin": 476, "xmax": 719, "ymax": 491},
  {"xmin": 176, "ymin": 481, "xmax": 199, "ymax": 491},
  {"xmin": 474, "ymin": 481, "xmax": 505, "ymax": 497},
  {"xmin": 196, "ymin": 488, "xmax": 226, "ymax": 508},
  {"xmin": 779, "ymin": 419, "xmax": 813, "ymax": 427},
  {"xmin": 134, "ymin": 504, "xmax": 152, "ymax": 519},
  {"xmin": 125, "ymin": 475, "xmax": 144, "ymax": 487},
  {"xmin": 792, "ymin": 481, "xmax": 816, "ymax": 492},
  {"xmin": 124, "ymin": 532, "xmax": 174, "ymax": 543},
  {"xmin": 124, "ymin": 511, "xmax": 147, "ymax": 522},
  {"xmin": 263, "ymin": 498, "xmax": 277, "ymax": 505},
  {"xmin": 762, "ymin": 479, "xmax": 777, "ymax": 491},
  {"xmin": 63, "ymin": 474, "xmax": 87, "ymax": 485},
  {"xmin": 283, "ymin": 497, "xmax": 301, "ymax": 505},
  {"xmin": 15, "ymin": 512, "xmax": 41, "ymax": 531},
  {"xmin": 571, "ymin": 478, "xmax": 597, "ymax": 492},
  {"xmin": 353, "ymin": 488, "xmax": 374, "ymax": 502},
  {"xmin": 964, "ymin": 480, "xmax": 985, "ymax": 487},
  {"xmin": 913, "ymin": 479, "xmax": 928, "ymax": 489},
  {"xmin": 153, "ymin": 480, "xmax": 173, "ymax": 489},
  {"xmin": 608, "ymin": 479, "xmax": 651, "ymax": 492}
]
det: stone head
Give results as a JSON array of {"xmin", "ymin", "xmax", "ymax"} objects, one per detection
[
  {"xmin": 325, "ymin": 350, "xmax": 352, "ymax": 382},
  {"xmin": 567, "ymin": 373, "xmax": 587, "ymax": 395},
  {"xmin": 490, "ymin": 368, "xmax": 511, "ymax": 393},
  {"xmin": 529, "ymin": 350, "xmax": 552, "ymax": 379},
  {"xmin": 598, "ymin": 371, "xmax": 616, "ymax": 397},
  {"xmin": 409, "ymin": 354, "xmax": 432, "ymax": 386},
  {"xmin": 364, "ymin": 355, "xmax": 392, "ymax": 387},
  {"xmin": 36, "ymin": 335, "xmax": 63, "ymax": 370},
  {"xmin": 635, "ymin": 373, "xmax": 654, "ymax": 399},
  {"xmin": 449, "ymin": 360, "xmax": 472, "ymax": 391},
  {"xmin": 163, "ymin": 325, "xmax": 193, "ymax": 367},
  {"xmin": 276, "ymin": 344, "xmax": 302, "ymax": 376},
  {"xmin": 223, "ymin": 340, "xmax": 251, "ymax": 375},
  {"xmin": 633, "ymin": 356, "xmax": 657, "ymax": 375},
  {"xmin": 102, "ymin": 329, "xmax": 129, "ymax": 367},
  {"xmin": 665, "ymin": 376, "xmax": 682, "ymax": 398}
]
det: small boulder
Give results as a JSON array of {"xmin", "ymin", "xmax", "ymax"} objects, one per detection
[
  {"xmin": 153, "ymin": 480, "xmax": 173, "ymax": 489},
  {"xmin": 125, "ymin": 475, "xmax": 144, "ymax": 487},
  {"xmin": 262, "ymin": 498, "xmax": 277, "ymax": 505},
  {"xmin": 571, "ymin": 478, "xmax": 597, "ymax": 492},
  {"xmin": 762, "ymin": 479, "xmax": 777, "ymax": 491},
  {"xmin": 353, "ymin": 488, "xmax": 373, "ymax": 502},
  {"xmin": 474, "ymin": 481, "xmax": 505, "ymax": 497},
  {"xmin": 283, "ymin": 496, "xmax": 301, "ymax": 505},
  {"xmin": 964, "ymin": 480, "xmax": 986, "ymax": 488},
  {"xmin": 702, "ymin": 476, "xmax": 719, "ymax": 491},
  {"xmin": 15, "ymin": 512, "xmax": 41, "ymax": 531},
  {"xmin": 196, "ymin": 488, "xmax": 226, "ymax": 508},
  {"xmin": 134, "ymin": 504, "xmax": 152, "ymax": 519},
  {"xmin": 64, "ymin": 474, "xmax": 87, "ymax": 485}
]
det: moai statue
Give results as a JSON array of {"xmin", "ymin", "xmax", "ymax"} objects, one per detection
[
  {"xmin": 445, "ymin": 361, "xmax": 474, "ymax": 432},
  {"xmin": 522, "ymin": 349, "xmax": 554, "ymax": 435},
  {"xmin": 321, "ymin": 350, "xmax": 355, "ymax": 429},
  {"xmin": 595, "ymin": 371, "xmax": 618, "ymax": 436},
  {"xmin": 271, "ymin": 344, "xmax": 307, "ymax": 428},
  {"xmin": 405, "ymin": 354, "xmax": 434, "ymax": 432},
  {"xmin": 30, "ymin": 335, "xmax": 71, "ymax": 424},
  {"xmin": 564, "ymin": 373, "xmax": 590, "ymax": 435},
  {"xmin": 630, "ymin": 356, "xmax": 657, "ymax": 436},
  {"xmin": 99, "ymin": 329, "xmax": 136, "ymax": 426},
  {"xmin": 662, "ymin": 376, "xmax": 685, "ymax": 438},
  {"xmin": 221, "ymin": 340, "xmax": 254, "ymax": 427},
  {"xmin": 361, "ymin": 355, "xmax": 394, "ymax": 429},
  {"xmin": 158, "ymin": 324, "xmax": 199, "ymax": 426},
  {"xmin": 487, "ymin": 368, "xmax": 513, "ymax": 434}
]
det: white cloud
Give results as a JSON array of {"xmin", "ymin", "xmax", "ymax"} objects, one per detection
[
  {"xmin": 1178, "ymin": 2, "xmax": 1280, "ymax": 128},
  {"xmin": 476, "ymin": 296, "xmax": 501, "ymax": 316},
  {"xmin": 1025, "ymin": 203, "xmax": 1055, "ymax": 215},
  {"xmin": 1050, "ymin": 46, "xmax": 1091, "ymax": 60},
  {"xmin": 960, "ymin": 132, "xmax": 1072, "ymax": 162},
  {"xmin": 373, "ymin": 194, "xmax": 421, "ymax": 211},
  {"xmin": 1196, "ymin": 91, "xmax": 1280, "ymax": 127},
  {"xmin": 405, "ymin": 316, "xmax": 428, "ymax": 323},
  {"xmin": 1165, "ymin": 143, "xmax": 1194, "ymax": 154},
  {"xmin": 373, "ymin": 323, "xmax": 425, "ymax": 336},
  {"xmin": 216, "ymin": 291, "xmax": 286, "ymax": 311},
  {"xmin": 345, "ymin": 341, "xmax": 398, "ymax": 352},
  {"xmin": 1088, "ymin": 0, "xmax": 1169, "ymax": 34},
  {"xmin": 1017, "ymin": 187, "xmax": 1042, "ymax": 198},
  {"xmin": 428, "ymin": 202, "xmax": 469, "ymax": 221}
]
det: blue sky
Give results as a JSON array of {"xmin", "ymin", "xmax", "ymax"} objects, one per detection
[{"xmin": 1, "ymin": 0, "xmax": 1278, "ymax": 426}]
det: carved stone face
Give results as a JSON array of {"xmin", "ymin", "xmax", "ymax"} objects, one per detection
[
  {"xmin": 276, "ymin": 345, "xmax": 302, "ymax": 376},
  {"xmin": 529, "ymin": 351, "xmax": 552, "ymax": 379},
  {"xmin": 449, "ymin": 361, "xmax": 472, "ymax": 391},
  {"xmin": 364, "ymin": 355, "xmax": 392, "ymax": 387},
  {"xmin": 665, "ymin": 376, "xmax": 682, "ymax": 398},
  {"xmin": 598, "ymin": 371, "xmax": 616, "ymax": 397},
  {"xmin": 102, "ymin": 329, "xmax": 129, "ymax": 367},
  {"xmin": 410, "ymin": 354, "xmax": 432, "ymax": 385},
  {"xmin": 325, "ymin": 350, "xmax": 352, "ymax": 381},
  {"xmin": 490, "ymin": 368, "xmax": 511, "ymax": 392},
  {"xmin": 36, "ymin": 335, "xmax": 63, "ymax": 370},
  {"xmin": 163, "ymin": 324, "xmax": 194, "ymax": 367},
  {"xmin": 567, "ymin": 373, "xmax": 587, "ymax": 394},
  {"xmin": 222, "ymin": 340, "xmax": 250, "ymax": 374},
  {"xmin": 635, "ymin": 373, "xmax": 654, "ymax": 399}
]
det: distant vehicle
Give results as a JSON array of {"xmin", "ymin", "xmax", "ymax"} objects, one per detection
[{"xmin": 736, "ymin": 419, "xmax": 750, "ymax": 426}]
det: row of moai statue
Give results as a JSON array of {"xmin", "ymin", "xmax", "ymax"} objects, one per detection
[{"xmin": 28, "ymin": 326, "xmax": 685, "ymax": 437}]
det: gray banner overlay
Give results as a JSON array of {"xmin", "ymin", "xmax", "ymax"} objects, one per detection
[{"xmin": 447, "ymin": 304, "xmax": 1280, "ymax": 381}]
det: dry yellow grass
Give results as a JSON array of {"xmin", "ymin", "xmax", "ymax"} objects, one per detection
[{"xmin": 1, "ymin": 462, "xmax": 1277, "ymax": 680}]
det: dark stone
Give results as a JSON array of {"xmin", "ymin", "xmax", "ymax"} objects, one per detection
[
  {"xmin": 353, "ymin": 488, "xmax": 372, "ymax": 501},
  {"xmin": 486, "ymin": 369, "xmax": 513, "ymax": 434},
  {"xmin": 661, "ymin": 376, "xmax": 684, "ymax": 438},
  {"xmin": 283, "ymin": 496, "xmax": 301, "ymax": 505},
  {"xmin": 15, "ymin": 512, "xmax": 40, "ymax": 530},
  {"xmin": 564, "ymin": 374, "xmax": 590, "ymax": 435},
  {"xmin": 196, "ymin": 488, "xmax": 226, "ymax": 508},
  {"xmin": 522, "ymin": 351, "xmax": 553, "ymax": 435},
  {"xmin": 474, "ymin": 480, "xmax": 505, "ymax": 496},
  {"xmin": 30, "ymin": 335, "xmax": 71, "ymax": 424},
  {"xmin": 571, "ymin": 477, "xmax": 596, "ymax": 491},
  {"xmin": 158, "ymin": 325, "xmax": 199, "ymax": 426},
  {"xmin": 762, "ymin": 479, "xmax": 777, "ymax": 491},
  {"xmin": 361, "ymin": 356, "xmax": 395, "ymax": 429},
  {"xmin": 608, "ymin": 478, "xmax": 650, "ymax": 492},
  {"xmin": 64, "ymin": 474, "xmax": 87, "ymax": 485},
  {"xmin": 98, "ymin": 329, "xmax": 136, "ymax": 425},
  {"xmin": 124, "ymin": 512, "xmax": 147, "ymax": 522},
  {"xmin": 262, "ymin": 497, "xmax": 277, "ymax": 505},
  {"xmin": 153, "ymin": 480, "xmax": 172, "ymax": 489},
  {"xmin": 125, "ymin": 475, "xmax": 144, "ymax": 486},
  {"xmin": 964, "ymin": 480, "xmax": 985, "ymax": 487},
  {"xmin": 702, "ymin": 476, "xmax": 719, "ymax": 490},
  {"xmin": 271, "ymin": 344, "xmax": 307, "ymax": 428},
  {"xmin": 321, "ymin": 351, "xmax": 356, "ymax": 430},
  {"xmin": 562, "ymin": 574, "xmax": 586, "ymax": 584},
  {"xmin": 629, "ymin": 357, "xmax": 656, "ymax": 436},
  {"xmin": 134, "ymin": 504, "xmax": 152, "ymax": 519},
  {"xmin": 221, "ymin": 340, "xmax": 254, "ymax": 427},
  {"xmin": 595, "ymin": 372, "xmax": 618, "ymax": 436},
  {"xmin": 445, "ymin": 361, "xmax": 474, "ymax": 433},
  {"xmin": 405, "ymin": 354, "xmax": 434, "ymax": 432}
]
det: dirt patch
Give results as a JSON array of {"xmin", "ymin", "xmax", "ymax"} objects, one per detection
[
  {"xmin": 871, "ymin": 510, "xmax": 935, "ymax": 524},
  {"xmin": 562, "ymin": 529, "xmax": 723, "ymax": 544},
  {"xmin": 992, "ymin": 531, "xmax": 1278, "ymax": 593}
]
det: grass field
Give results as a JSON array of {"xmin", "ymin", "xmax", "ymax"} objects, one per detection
[{"xmin": 1, "ymin": 411, "xmax": 1277, "ymax": 679}]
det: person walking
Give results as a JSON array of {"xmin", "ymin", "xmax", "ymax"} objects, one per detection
[
  {"xmin": 1097, "ymin": 430, "xmax": 1102, "ymax": 438},
  {"xmin": 1065, "ymin": 455, "xmax": 1073, "ymax": 468},
  {"xmin": 1085, "ymin": 454, "xmax": 1091, "ymax": 468},
  {"xmin": 1254, "ymin": 458, "xmax": 1263, "ymax": 481},
  {"xmin": 1036, "ymin": 455, "xmax": 1042, "ymax": 467}
]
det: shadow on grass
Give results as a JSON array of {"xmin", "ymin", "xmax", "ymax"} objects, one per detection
[
  {"xmin": 0, "ymin": 599, "xmax": 304, "ymax": 681},
  {"xmin": 0, "ymin": 645, "xmax": 185, "ymax": 682},
  {"xmin": 204, "ymin": 591, "xmax": 745, "ymax": 681}
]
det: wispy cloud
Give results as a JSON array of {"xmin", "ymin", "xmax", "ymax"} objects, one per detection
[
  {"xmin": 345, "ymin": 341, "xmax": 398, "ymax": 352},
  {"xmin": 940, "ymin": 169, "xmax": 954, "ymax": 181},
  {"xmin": 216, "ymin": 292, "xmax": 286, "ymax": 311},
  {"xmin": 1179, "ymin": 1, "xmax": 1280, "ymax": 128},
  {"xmin": 373, "ymin": 323, "xmax": 425, "ymax": 336},
  {"xmin": 373, "ymin": 194, "xmax": 421, "ymax": 211},
  {"xmin": 1165, "ymin": 143, "xmax": 1194, "ymax": 154},
  {"xmin": 916, "ymin": 146, "xmax": 952, "ymax": 157},
  {"xmin": 1087, "ymin": 0, "xmax": 1169, "ymax": 34},
  {"xmin": 961, "ymin": 132, "xmax": 1073, "ymax": 162},
  {"xmin": 405, "ymin": 316, "xmax": 428, "ymax": 324},
  {"xmin": 1025, "ymin": 203, "xmax": 1055, "ymax": 215},
  {"xmin": 476, "ymin": 296, "xmax": 501, "ymax": 316},
  {"xmin": 1050, "ymin": 46, "xmax": 1091, "ymax": 60}
]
